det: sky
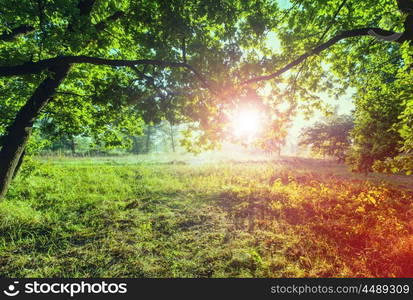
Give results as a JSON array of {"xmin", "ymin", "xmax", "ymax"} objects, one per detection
[{"xmin": 279, "ymin": 0, "xmax": 292, "ymax": 9}]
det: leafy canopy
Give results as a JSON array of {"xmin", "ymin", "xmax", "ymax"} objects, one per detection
[{"xmin": 1, "ymin": 0, "xmax": 412, "ymax": 156}]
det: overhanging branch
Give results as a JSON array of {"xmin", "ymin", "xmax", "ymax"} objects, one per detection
[
  {"xmin": 241, "ymin": 27, "xmax": 402, "ymax": 85},
  {"xmin": 0, "ymin": 55, "xmax": 215, "ymax": 94},
  {"xmin": 0, "ymin": 26, "xmax": 406, "ymax": 93}
]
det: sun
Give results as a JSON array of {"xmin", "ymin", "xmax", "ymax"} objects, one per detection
[{"xmin": 230, "ymin": 108, "xmax": 265, "ymax": 141}]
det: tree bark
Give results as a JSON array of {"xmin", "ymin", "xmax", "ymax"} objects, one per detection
[
  {"xmin": 0, "ymin": 0, "xmax": 98, "ymax": 199},
  {"xmin": 12, "ymin": 150, "xmax": 25, "ymax": 180},
  {"xmin": 0, "ymin": 65, "xmax": 70, "ymax": 199},
  {"xmin": 0, "ymin": 25, "xmax": 35, "ymax": 42}
]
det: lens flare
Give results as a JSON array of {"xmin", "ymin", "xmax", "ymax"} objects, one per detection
[{"xmin": 230, "ymin": 108, "xmax": 264, "ymax": 141}]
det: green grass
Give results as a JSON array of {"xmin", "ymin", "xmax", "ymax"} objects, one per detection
[{"xmin": 1, "ymin": 155, "xmax": 413, "ymax": 277}]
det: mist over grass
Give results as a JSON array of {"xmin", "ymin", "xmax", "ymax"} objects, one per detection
[{"xmin": 1, "ymin": 154, "xmax": 413, "ymax": 277}]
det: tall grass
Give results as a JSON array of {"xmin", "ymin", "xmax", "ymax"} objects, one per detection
[{"xmin": 0, "ymin": 156, "xmax": 412, "ymax": 277}]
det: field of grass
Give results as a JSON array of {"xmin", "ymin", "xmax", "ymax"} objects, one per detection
[{"xmin": 1, "ymin": 154, "xmax": 413, "ymax": 277}]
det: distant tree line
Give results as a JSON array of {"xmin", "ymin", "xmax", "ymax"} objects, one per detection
[
  {"xmin": 300, "ymin": 106, "xmax": 413, "ymax": 175},
  {"xmin": 39, "ymin": 120, "xmax": 180, "ymax": 156}
]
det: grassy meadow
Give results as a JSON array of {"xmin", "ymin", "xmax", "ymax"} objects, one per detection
[{"xmin": 1, "ymin": 154, "xmax": 413, "ymax": 278}]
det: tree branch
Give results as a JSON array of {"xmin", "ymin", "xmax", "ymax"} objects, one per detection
[
  {"xmin": 67, "ymin": 0, "xmax": 96, "ymax": 32},
  {"xmin": 241, "ymin": 27, "xmax": 402, "ymax": 85},
  {"xmin": 0, "ymin": 25, "xmax": 35, "ymax": 42},
  {"xmin": 397, "ymin": 0, "xmax": 413, "ymax": 14},
  {"xmin": 397, "ymin": 0, "xmax": 413, "ymax": 41},
  {"xmin": 287, "ymin": 0, "xmax": 349, "ymax": 100},
  {"xmin": 77, "ymin": 0, "xmax": 95, "ymax": 16},
  {"xmin": 318, "ymin": 0, "xmax": 349, "ymax": 42},
  {"xmin": 55, "ymin": 91, "xmax": 92, "ymax": 97},
  {"xmin": 0, "ymin": 55, "xmax": 216, "ymax": 94},
  {"xmin": 0, "ymin": 0, "xmax": 104, "ymax": 44}
]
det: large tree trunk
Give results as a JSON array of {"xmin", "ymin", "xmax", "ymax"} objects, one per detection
[
  {"xmin": 0, "ymin": 0, "xmax": 97, "ymax": 200},
  {"xmin": 0, "ymin": 65, "xmax": 70, "ymax": 199}
]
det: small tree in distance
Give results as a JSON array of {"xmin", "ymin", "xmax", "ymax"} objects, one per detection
[{"xmin": 299, "ymin": 115, "xmax": 354, "ymax": 163}]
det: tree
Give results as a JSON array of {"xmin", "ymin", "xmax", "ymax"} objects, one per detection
[
  {"xmin": 155, "ymin": 121, "xmax": 180, "ymax": 153},
  {"xmin": 258, "ymin": 117, "xmax": 289, "ymax": 157},
  {"xmin": 1, "ymin": 0, "xmax": 281, "ymax": 198},
  {"xmin": 1, "ymin": 0, "xmax": 413, "ymax": 199},
  {"xmin": 169, "ymin": 122, "xmax": 177, "ymax": 153},
  {"xmin": 346, "ymin": 70, "xmax": 408, "ymax": 174},
  {"xmin": 300, "ymin": 115, "xmax": 354, "ymax": 163}
]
